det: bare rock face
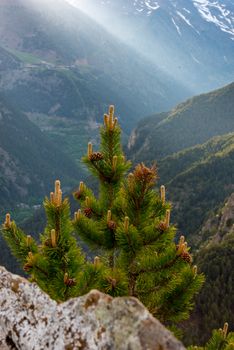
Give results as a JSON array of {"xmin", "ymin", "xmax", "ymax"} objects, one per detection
[
  {"xmin": 0, "ymin": 266, "xmax": 186, "ymax": 350},
  {"xmin": 198, "ymin": 192, "xmax": 234, "ymax": 246}
]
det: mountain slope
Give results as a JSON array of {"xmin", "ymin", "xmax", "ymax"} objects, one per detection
[
  {"xmin": 128, "ymin": 82, "xmax": 234, "ymax": 163},
  {"xmin": 182, "ymin": 194, "xmax": 234, "ymax": 345},
  {"xmin": 69, "ymin": 0, "xmax": 234, "ymax": 91},
  {"xmin": 0, "ymin": 0, "xmax": 188, "ymax": 132},
  {"xmin": 158, "ymin": 133, "xmax": 234, "ymax": 184},
  {"xmin": 194, "ymin": 192, "xmax": 234, "ymax": 248},
  {"xmin": 183, "ymin": 233, "xmax": 234, "ymax": 345},
  {"xmin": 159, "ymin": 133, "xmax": 234, "ymax": 239},
  {"xmin": 0, "ymin": 95, "xmax": 78, "ymax": 215}
]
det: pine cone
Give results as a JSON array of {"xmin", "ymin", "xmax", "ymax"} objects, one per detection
[
  {"xmin": 44, "ymin": 238, "xmax": 52, "ymax": 247},
  {"xmin": 23, "ymin": 263, "xmax": 33, "ymax": 272},
  {"xmin": 180, "ymin": 251, "xmax": 192, "ymax": 264},
  {"xmin": 107, "ymin": 277, "xmax": 117, "ymax": 288},
  {"xmin": 84, "ymin": 207, "xmax": 92, "ymax": 218},
  {"xmin": 107, "ymin": 220, "xmax": 117, "ymax": 231},
  {"xmin": 74, "ymin": 190, "xmax": 83, "ymax": 200},
  {"xmin": 158, "ymin": 221, "xmax": 167, "ymax": 232},
  {"xmin": 64, "ymin": 278, "xmax": 76, "ymax": 287},
  {"xmin": 89, "ymin": 152, "xmax": 104, "ymax": 162}
]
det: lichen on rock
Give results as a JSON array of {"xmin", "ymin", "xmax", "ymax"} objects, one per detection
[{"xmin": 0, "ymin": 266, "xmax": 185, "ymax": 350}]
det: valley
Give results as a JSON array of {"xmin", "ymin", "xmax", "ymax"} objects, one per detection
[{"xmin": 0, "ymin": 0, "xmax": 233, "ymax": 346}]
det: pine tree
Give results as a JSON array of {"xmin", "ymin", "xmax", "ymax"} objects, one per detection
[
  {"xmin": 188, "ymin": 323, "xmax": 234, "ymax": 350},
  {"xmin": 73, "ymin": 105, "xmax": 204, "ymax": 324},
  {"xmin": 1, "ymin": 180, "xmax": 106, "ymax": 301},
  {"xmin": 1, "ymin": 105, "xmax": 204, "ymax": 326}
]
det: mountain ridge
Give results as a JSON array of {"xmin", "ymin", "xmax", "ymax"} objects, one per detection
[
  {"xmin": 69, "ymin": 0, "xmax": 234, "ymax": 91},
  {"xmin": 0, "ymin": 0, "xmax": 188, "ymax": 128},
  {"xmin": 128, "ymin": 81, "xmax": 234, "ymax": 162}
]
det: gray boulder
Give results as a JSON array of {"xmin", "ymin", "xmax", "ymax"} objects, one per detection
[{"xmin": 0, "ymin": 266, "xmax": 186, "ymax": 350}]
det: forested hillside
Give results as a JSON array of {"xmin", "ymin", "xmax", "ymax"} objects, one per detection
[
  {"xmin": 182, "ymin": 194, "xmax": 234, "ymax": 345},
  {"xmin": 127, "ymin": 83, "xmax": 234, "ymax": 239},
  {"xmin": 0, "ymin": 95, "xmax": 78, "ymax": 215},
  {"xmin": 128, "ymin": 82, "xmax": 234, "ymax": 162},
  {"xmin": 159, "ymin": 133, "xmax": 234, "ymax": 240}
]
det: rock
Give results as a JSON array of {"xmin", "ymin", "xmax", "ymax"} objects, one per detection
[
  {"xmin": 197, "ymin": 192, "xmax": 234, "ymax": 247},
  {"xmin": 0, "ymin": 266, "xmax": 186, "ymax": 350}
]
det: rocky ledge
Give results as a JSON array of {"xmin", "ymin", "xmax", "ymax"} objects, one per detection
[{"xmin": 0, "ymin": 266, "xmax": 185, "ymax": 350}]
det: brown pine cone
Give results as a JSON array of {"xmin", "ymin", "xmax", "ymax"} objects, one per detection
[
  {"xmin": 74, "ymin": 190, "xmax": 83, "ymax": 200},
  {"xmin": 44, "ymin": 238, "xmax": 52, "ymax": 247},
  {"xmin": 107, "ymin": 277, "xmax": 117, "ymax": 288},
  {"xmin": 64, "ymin": 278, "xmax": 76, "ymax": 287},
  {"xmin": 180, "ymin": 251, "xmax": 192, "ymax": 264},
  {"xmin": 107, "ymin": 220, "xmax": 117, "ymax": 231},
  {"xmin": 89, "ymin": 152, "xmax": 104, "ymax": 162},
  {"xmin": 84, "ymin": 207, "xmax": 92, "ymax": 218},
  {"xmin": 158, "ymin": 221, "xmax": 168, "ymax": 232},
  {"xmin": 23, "ymin": 263, "xmax": 33, "ymax": 272}
]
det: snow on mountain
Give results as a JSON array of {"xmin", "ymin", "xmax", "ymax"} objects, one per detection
[
  {"xmin": 132, "ymin": 0, "xmax": 234, "ymax": 39},
  {"xmin": 66, "ymin": 0, "xmax": 234, "ymax": 91},
  {"xmin": 92, "ymin": 0, "xmax": 234, "ymax": 39},
  {"xmin": 192, "ymin": 0, "xmax": 234, "ymax": 39},
  {"xmin": 133, "ymin": 0, "xmax": 160, "ymax": 15}
]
